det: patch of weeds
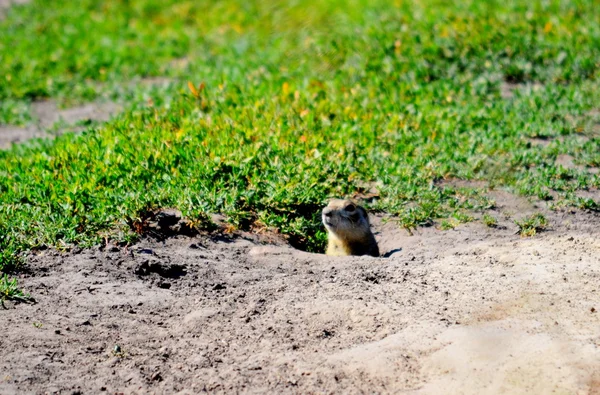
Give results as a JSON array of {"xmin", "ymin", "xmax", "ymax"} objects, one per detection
[
  {"xmin": 482, "ymin": 214, "xmax": 499, "ymax": 228},
  {"xmin": 515, "ymin": 214, "xmax": 549, "ymax": 237},
  {"xmin": 577, "ymin": 197, "xmax": 600, "ymax": 212},
  {"xmin": 536, "ymin": 188, "xmax": 554, "ymax": 202},
  {"xmin": 440, "ymin": 219, "xmax": 459, "ymax": 230},
  {"xmin": 0, "ymin": 274, "xmax": 34, "ymax": 307},
  {"xmin": 453, "ymin": 212, "xmax": 474, "ymax": 224},
  {"xmin": 440, "ymin": 212, "xmax": 473, "ymax": 230},
  {"xmin": 474, "ymin": 196, "xmax": 497, "ymax": 211},
  {"xmin": 397, "ymin": 208, "xmax": 435, "ymax": 232}
]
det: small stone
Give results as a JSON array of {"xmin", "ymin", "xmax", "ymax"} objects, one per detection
[
  {"xmin": 151, "ymin": 371, "xmax": 162, "ymax": 382},
  {"xmin": 159, "ymin": 347, "xmax": 170, "ymax": 358}
]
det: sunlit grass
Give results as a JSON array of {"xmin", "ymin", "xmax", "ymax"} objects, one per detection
[{"xmin": 0, "ymin": 0, "xmax": 599, "ymax": 274}]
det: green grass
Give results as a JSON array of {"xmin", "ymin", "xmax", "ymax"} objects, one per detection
[{"xmin": 0, "ymin": 0, "xmax": 599, "ymax": 274}]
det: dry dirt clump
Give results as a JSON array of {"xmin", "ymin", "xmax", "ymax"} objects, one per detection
[{"xmin": 1, "ymin": 192, "xmax": 599, "ymax": 394}]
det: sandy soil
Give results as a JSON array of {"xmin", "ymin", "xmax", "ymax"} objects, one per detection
[{"xmin": 1, "ymin": 191, "xmax": 599, "ymax": 394}]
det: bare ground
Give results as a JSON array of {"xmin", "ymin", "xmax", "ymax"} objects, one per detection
[
  {"xmin": 0, "ymin": 0, "xmax": 28, "ymax": 14},
  {"xmin": 0, "ymin": 100, "xmax": 121, "ymax": 149},
  {"xmin": 0, "ymin": 79, "xmax": 182, "ymax": 150},
  {"xmin": 1, "ymin": 192, "xmax": 599, "ymax": 394}
]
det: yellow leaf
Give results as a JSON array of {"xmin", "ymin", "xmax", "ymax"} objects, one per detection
[
  {"xmin": 187, "ymin": 81, "xmax": 199, "ymax": 97},
  {"xmin": 282, "ymin": 82, "xmax": 290, "ymax": 95},
  {"xmin": 224, "ymin": 224, "xmax": 236, "ymax": 233},
  {"xmin": 543, "ymin": 21, "xmax": 552, "ymax": 33}
]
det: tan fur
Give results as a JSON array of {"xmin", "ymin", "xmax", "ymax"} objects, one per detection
[{"xmin": 322, "ymin": 199, "xmax": 379, "ymax": 257}]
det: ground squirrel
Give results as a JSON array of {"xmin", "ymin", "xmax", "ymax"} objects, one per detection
[{"xmin": 322, "ymin": 199, "xmax": 379, "ymax": 257}]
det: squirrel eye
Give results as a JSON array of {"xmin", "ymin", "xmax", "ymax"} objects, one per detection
[{"xmin": 344, "ymin": 204, "xmax": 355, "ymax": 212}]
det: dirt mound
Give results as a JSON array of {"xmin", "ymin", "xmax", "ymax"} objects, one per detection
[{"xmin": 2, "ymin": 193, "xmax": 599, "ymax": 394}]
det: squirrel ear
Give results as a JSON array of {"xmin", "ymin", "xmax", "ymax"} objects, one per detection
[{"xmin": 357, "ymin": 206, "xmax": 369, "ymax": 223}]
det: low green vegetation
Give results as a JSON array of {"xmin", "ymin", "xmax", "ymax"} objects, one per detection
[
  {"xmin": 0, "ymin": 274, "xmax": 33, "ymax": 305},
  {"xmin": 482, "ymin": 214, "xmax": 499, "ymax": 228},
  {"xmin": 515, "ymin": 213, "xmax": 549, "ymax": 236},
  {"xmin": 0, "ymin": 0, "xmax": 599, "ymax": 279},
  {"xmin": 440, "ymin": 211, "xmax": 474, "ymax": 230}
]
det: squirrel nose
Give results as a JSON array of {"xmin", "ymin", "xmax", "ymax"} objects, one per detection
[{"xmin": 323, "ymin": 207, "xmax": 333, "ymax": 217}]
